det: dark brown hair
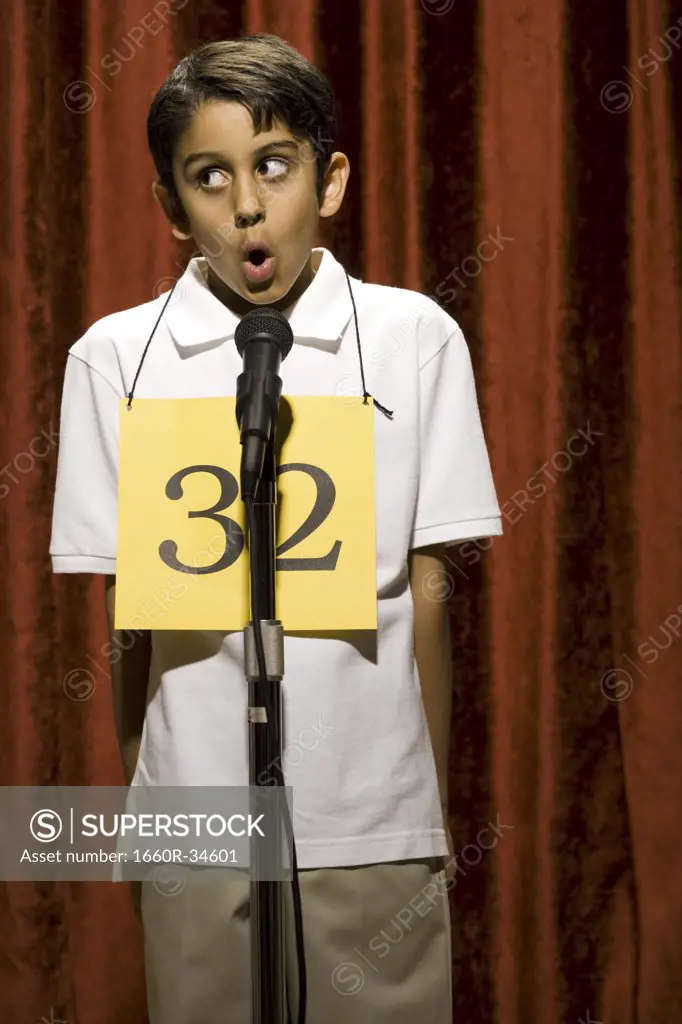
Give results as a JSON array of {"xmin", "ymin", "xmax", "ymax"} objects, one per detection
[{"xmin": 147, "ymin": 33, "xmax": 336, "ymax": 213}]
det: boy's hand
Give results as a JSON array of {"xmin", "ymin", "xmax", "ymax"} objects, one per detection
[
  {"xmin": 444, "ymin": 823, "xmax": 457, "ymax": 881},
  {"xmin": 445, "ymin": 823, "xmax": 454, "ymax": 860}
]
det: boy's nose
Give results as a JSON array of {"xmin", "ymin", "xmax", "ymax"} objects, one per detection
[
  {"xmin": 234, "ymin": 205, "xmax": 265, "ymax": 230},
  {"xmin": 233, "ymin": 179, "xmax": 266, "ymax": 230}
]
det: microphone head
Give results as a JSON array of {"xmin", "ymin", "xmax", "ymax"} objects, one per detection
[{"xmin": 234, "ymin": 307, "xmax": 294, "ymax": 360}]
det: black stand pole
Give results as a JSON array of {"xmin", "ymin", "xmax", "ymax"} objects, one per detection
[{"xmin": 243, "ymin": 434, "xmax": 288, "ymax": 1024}]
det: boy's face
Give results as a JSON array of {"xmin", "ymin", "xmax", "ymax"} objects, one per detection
[{"xmin": 154, "ymin": 100, "xmax": 349, "ymax": 314}]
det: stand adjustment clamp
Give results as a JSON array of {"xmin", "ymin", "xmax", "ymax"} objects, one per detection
[{"xmin": 244, "ymin": 619, "xmax": 285, "ymax": 682}]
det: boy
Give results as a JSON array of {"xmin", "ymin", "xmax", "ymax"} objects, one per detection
[{"xmin": 50, "ymin": 33, "xmax": 502, "ymax": 1024}]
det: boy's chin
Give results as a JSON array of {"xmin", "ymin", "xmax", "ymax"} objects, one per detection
[
  {"xmin": 239, "ymin": 284, "xmax": 287, "ymax": 308},
  {"xmin": 207, "ymin": 256, "xmax": 311, "ymax": 314},
  {"xmin": 240, "ymin": 275, "xmax": 301, "ymax": 310}
]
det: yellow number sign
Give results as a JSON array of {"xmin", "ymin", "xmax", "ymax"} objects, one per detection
[{"xmin": 115, "ymin": 396, "xmax": 377, "ymax": 631}]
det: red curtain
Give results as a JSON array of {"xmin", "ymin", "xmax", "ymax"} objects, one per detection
[{"xmin": 1, "ymin": 0, "xmax": 681, "ymax": 1020}]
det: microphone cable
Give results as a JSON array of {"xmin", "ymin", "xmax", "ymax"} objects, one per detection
[{"xmin": 245, "ymin": 495, "xmax": 307, "ymax": 1024}]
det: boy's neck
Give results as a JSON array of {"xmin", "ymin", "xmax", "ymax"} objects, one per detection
[{"xmin": 206, "ymin": 249, "xmax": 322, "ymax": 319}]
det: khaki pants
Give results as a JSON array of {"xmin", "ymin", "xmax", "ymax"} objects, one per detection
[{"xmin": 141, "ymin": 857, "xmax": 452, "ymax": 1023}]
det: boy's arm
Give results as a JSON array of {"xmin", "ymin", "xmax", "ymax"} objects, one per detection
[
  {"xmin": 104, "ymin": 576, "xmax": 151, "ymax": 786},
  {"xmin": 409, "ymin": 543, "xmax": 453, "ymax": 818}
]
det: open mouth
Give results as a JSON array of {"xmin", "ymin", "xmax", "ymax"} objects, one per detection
[
  {"xmin": 240, "ymin": 241, "xmax": 276, "ymax": 283},
  {"xmin": 246, "ymin": 248, "xmax": 268, "ymax": 266},
  {"xmin": 240, "ymin": 240, "xmax": 273, "ymax": 263}
]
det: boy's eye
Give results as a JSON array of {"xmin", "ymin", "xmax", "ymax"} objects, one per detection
[
  {"xmin": 198, "ymin": 168, "xmax": 228, "ymax": 190},
  {"xmin": 258, "ymin": 156, "xmax": 289, "ymax": 179},
  {"xmin": 197, "ymin": 157, "xmax": 289, "ymax": 192}
]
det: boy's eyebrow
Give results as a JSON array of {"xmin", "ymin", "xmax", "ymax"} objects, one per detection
[{"xmin": 182, "ymin": 139, "xmax": 302, "ymax": 173}]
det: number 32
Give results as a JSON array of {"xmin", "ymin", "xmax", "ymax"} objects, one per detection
[{"xmin": 158, "ymin": 463, "xmax": 342, "ymax": 574}]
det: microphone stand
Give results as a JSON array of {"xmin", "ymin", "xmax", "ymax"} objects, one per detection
[{"xmin": 243, "ymin": 432, "xmax": 288, "ymax": 1024}]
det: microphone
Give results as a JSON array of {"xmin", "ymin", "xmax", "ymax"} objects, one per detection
[{"xmin": 234, "ymin": 308, "xmax": 294, "ymax": 500}]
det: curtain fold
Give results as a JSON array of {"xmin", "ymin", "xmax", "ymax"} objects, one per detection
[
  {"xmin": 1, "ymin": 1, "xmax": 680, "ymax": 1020},
  {"xmin": 628, "ymin": 1, "xmax": 682, "ymax": 1021},
  {"xmin": 480, "ymin": 0, "xmax": 565, "ymax": 1016}
]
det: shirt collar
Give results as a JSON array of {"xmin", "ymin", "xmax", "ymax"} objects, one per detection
[{"xmin": 165, "ymin": 247, "xmax": 356, "ymax": 354}]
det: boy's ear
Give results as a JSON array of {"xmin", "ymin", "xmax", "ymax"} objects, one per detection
[
  {"xmin": 318, "ymin": 152, "xmax": 350, "ymax": 220},
  {"xmin": 152, "ymin": 180, "xmax": 193, "ymax": 241}
]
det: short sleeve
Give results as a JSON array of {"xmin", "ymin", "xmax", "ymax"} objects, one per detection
[
  {"xmin": 410, "ymin": 323, "xmax": 502, "ymax": 549},
  {"xmin": 49, "ymin": 353, "xmax": 120, "ymax": 573}
]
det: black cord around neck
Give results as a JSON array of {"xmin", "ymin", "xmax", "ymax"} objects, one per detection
[
  {"xmin": 126, "ymin": 258, "xmax": 394, "ymax": 420},
  {"xmin": 126, "ymin": 279, "xmax": 179, "ymax": 410},
  {"xmin": 343, "ymin": 268, "xmax": 394, "ymax": 419}
]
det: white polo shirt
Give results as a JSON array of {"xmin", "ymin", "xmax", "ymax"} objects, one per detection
[{"xmin": 50, "ymin": 247, "xmax": 502, "ymax": 868}]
